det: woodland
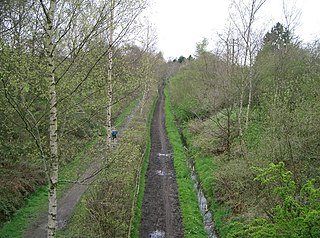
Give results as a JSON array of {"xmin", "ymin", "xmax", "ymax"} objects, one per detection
[
  {"xmin": 1, "ymin": 0, "xmax": 320, "ymax": 238},
  {"xmin": 168, "ymin": 2, "xmax": 320, "ymax": 238},
  {"xmin": 0, "ymin": 0, "xmax": 164, "ymax": 237}
]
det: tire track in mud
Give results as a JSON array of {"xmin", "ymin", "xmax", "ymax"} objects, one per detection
[{"xmin": 140, "ymin": 87, "xmax": 184, "ymax": 238}]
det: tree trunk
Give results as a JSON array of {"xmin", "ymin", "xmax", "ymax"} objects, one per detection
[
  {"xmin": 42, "ymin": 0, "xmax": 58, "ymax": 237},
  {"xmin": 245, "ymin": 66, "xmax": 253, "ymax": 132},
  {"xmin": 227, "ymin": 107, "xmax": 232, "ymax": 156},
  {"xmin": 238, "ymin": 83, "xmax": 245, "ymax": 153},
  {"xmin": 106, "ymin": 0, "xmax": 115, "ymax": 148}
]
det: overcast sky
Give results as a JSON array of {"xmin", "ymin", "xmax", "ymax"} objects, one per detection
[{"xmin": 148, "ymin": 0, "xmax": 320, "ymax": 59}]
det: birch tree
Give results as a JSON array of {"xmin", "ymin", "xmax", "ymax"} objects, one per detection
[
  {"xmin": 229, "ymin": 0, "xmax": 266, "ymax": 153},
  {"xmin": 38, "ymin": 0, "xmax": 117, "ymax": 236},
  {"xmin": 1, "ymin": 0, "xmax": 148, "ymax": 235},
  {"xmin": 40, "ymin": 0, "xmax": 58, "ymax": 237},
  {"xmin": 104, "ymin": 0, "xmax": 147, "ymax": 148},
  {"xmin": 106, "ymin": 0, "xmax": 115, "ymax": 147}
]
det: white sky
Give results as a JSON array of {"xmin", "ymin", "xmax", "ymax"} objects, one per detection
[{"xmin": 148, "ymin": 0, "xmax": 320, "ymax": 59}]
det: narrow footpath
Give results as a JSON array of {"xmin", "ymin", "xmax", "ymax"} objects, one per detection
[
  {"xmin": 139, "ymin": 87, "xmax": 184, "ymax": 238},
  {"xmin": 23, "ymin": 157, "xmax": 103, "ymax": 238}
]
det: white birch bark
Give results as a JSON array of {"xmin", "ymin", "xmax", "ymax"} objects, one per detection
[
  {"xmin": 106, "ymin": 0, "xmax": 115, "ymax": 148},
  {"xmin": 230, "ymin": 0, "xmax": 266, "ymax": 153},
  {"xmin": 41, "ymin": 0, "xmax": 58, "ymax": 237}
]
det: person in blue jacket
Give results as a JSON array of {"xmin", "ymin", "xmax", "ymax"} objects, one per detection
[{"xmin": 111, "ymin": 129, "xmax": 118, "ymax": 141}]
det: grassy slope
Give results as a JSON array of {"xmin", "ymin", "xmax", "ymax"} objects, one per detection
[
  {"xmin": 168, "ymin": 77, "xmax": 233, "ymax": 237},
  {"xmin": 164, "ymin": 86, "xmax": 207, "ymax": 238},
  {"xmin": 193, "ymin": 153, "xmax": 231, "ymax": 237},
  {"xmin": 180, "ymin": 109, "xmax": 270, "ymax": 238}
]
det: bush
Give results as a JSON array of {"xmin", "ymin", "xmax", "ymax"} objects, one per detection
[
  {"xmin": 214, "ymin": 159, "xmax": 257, "ymax": 215},
  {"xmin": 0, "ymin": 162, "xmax": 45, "ymax": 225},
  {"xmin": 227, "ymin": 162, "xmax": 320, "ymax": 238}
]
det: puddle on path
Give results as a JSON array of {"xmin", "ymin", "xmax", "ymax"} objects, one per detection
[
  {"xmin": 157, "ymin": 153, "xmax": 171, "ymax": 158},
  {"xmin": 155, "ymin": 170, "xmax": 165, "ymax": 176},
  {"xmin": 149, "ymin": 230, "xmax": 165, "ymax": 238},
  {"xmin": 155, "ymin": 170, "xmax": 174, "ymax": 177}
]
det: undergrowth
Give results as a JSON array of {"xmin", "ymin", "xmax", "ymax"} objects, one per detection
[{"xmin": 0, "ymin": 138, "xmax": 97, "ymax": 238}]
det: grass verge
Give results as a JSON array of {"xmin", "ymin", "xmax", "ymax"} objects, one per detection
[
  {"xmin": 114, "ymin": 97, "xmax": 140, "ymax": 128},
  {"xmin": 193, "ymin": 155, "xmax": 231, "ymax": 237},
  {"xmin": 164, "ymin": 86, "xmax": 207, "ymax": 238}
]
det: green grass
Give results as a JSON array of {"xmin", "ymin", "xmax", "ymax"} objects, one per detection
[
  {"xmin": 164, "ymin": 86, "xmax": 207, "ymax": 238},
  {"xmin": 114, "ymin": 97, "xmax": 140, "ymax": 128},
  {"xmin": 193, "ymin": 156, "xmax": 232, "ymax": 237},
  {"xmin": 194, "ymin": 157, "xmax": 215, "ymax": 200},
  {"xmin": 0, "ymin": 186, "xmax": 47, "ymax": 238},
  {"xmin": 182, "ymin": 118, "xmax": 233, "ymax": 237}
]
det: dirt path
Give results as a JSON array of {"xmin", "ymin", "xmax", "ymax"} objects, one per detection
[
  {"xmin": 24, "ymin": 157, "xmax": 103, "ymax": 238},
  {"xmin": 139, "ymin": 87, "xmax": 184, "ymax": 238}
]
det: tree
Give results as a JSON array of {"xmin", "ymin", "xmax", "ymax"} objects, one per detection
[
  {"xmin": 106, "ymin": 0, "xmax": 115, "ymax": 148},
  {"xmin": 1, "ymin": 0, "xmax": 151, "ymax": 236},
  {"xmin": 228, "ymin": 0, "xmax": 267, "ymax": 154},
  {"xmin": 255, "ymin": 23, "xmax": 320, "ymax": 182},
  {"xmin": 178, "ymin": 55, "xmax": 186, "ymax": 63},
  {"xmin": 103, "ymin": 0, "xmax": 147, "ymax": 149},
  {"xmin": 40, "ymin": 0, "xmax": 59, "ymax": 236},
  {"xmin": 263, "ymin": 22, "xmax": 291, "ymax": 49}
]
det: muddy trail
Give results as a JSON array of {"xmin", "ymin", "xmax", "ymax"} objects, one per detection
[{"xmin": 139, "ymin": 87, "xmax": 184, "ymax": 238}]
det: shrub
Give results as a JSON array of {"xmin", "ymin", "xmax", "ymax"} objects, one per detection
[
  {"xmin": 214, "ymin": 159, "xmax": 257, "ymax": 216},
  {"xmin": 227, "ymin": 162, "xmax": 320, "ymax": 238}
]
